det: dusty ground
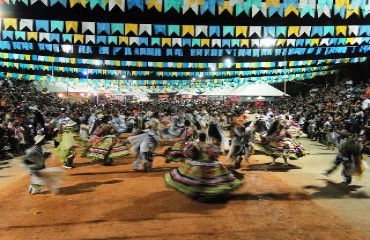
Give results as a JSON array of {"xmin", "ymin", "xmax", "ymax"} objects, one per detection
[{"xmin": 0, "ymin": 139, "xmax": 369, "ymax": 240}]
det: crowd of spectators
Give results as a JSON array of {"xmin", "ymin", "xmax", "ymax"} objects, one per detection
[{"xmin": 1, "ymin": 76, "xmax": 370, "ymax": 162}]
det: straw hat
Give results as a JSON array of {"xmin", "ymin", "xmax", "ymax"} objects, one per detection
[
  {"xmin": 34, "ymin": 135, "xmax": 45, "ymax": 145},
  {"xmin": 243, "ymin": 118, "xmax": 253, "ymax": 125},
  {"xmin": 66, "ymin": 120, "xmax": 76, "ymax": 127}
]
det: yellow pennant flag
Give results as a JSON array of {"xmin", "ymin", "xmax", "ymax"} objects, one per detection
[
  {"xmin": 218, "ymin": 1, "xmax": 234, "ymax": 15},
  {"xmin": 125, "ymin": 24, "xmax": 138, "ymax": 35},
  {"xmin": 182, "ymin": 25, "xmax": 195, "ymax": 36},
  {"xmin": 284, "ymin": 5, "xmax": 299, "ymax": 17},
  {"xmin": 162, "ymin": 38, "xmax": 171, "ymax": 47},
  {"xmin": 201, "ymin": 38, "xmax": 210, "ymax": 47},
  {"xmin": 311, "ymin": 38, "xmax": 320, "ymax": 46},
  {"xmin": 25, "ymin": 55, "xmax": 31, "ymax": 61},
  {"xmin": 70, "ymin": 58, "xmax": 76, "ymax": 64},
  {"xmin": 346, "ymin": 37, "xmax": 355, "ymax": 44},
  {"xmin": 236, "ymin": 26, "xmax": 248, "ymax": 37},
  {"xmin": 276, "ymin": 39, "xmax": 286, "ymax": 46},
  {"xmin": 3, "ymin": 18, "xmax": 18, "ymax": 30},
  {"xmin": 147, "ymin": 0, "xmax": 162, "ymax": 11},
  {"xmin": 119, "ymin": 36, "xmax": 129, "ymax": 45},
  {"xmin": 240, "ymin": 39, "xmax": 249, "ymax": 47},
  {"xmin": 336, "ymin": 26, "xmax": 347, "ymax": 36},
  {"xmin": 70, "ymin": 0, "xmax": 79, "ymax": 7},
  {"xmin": 287, "ymin": 26, "xmax": 299, "ymax": 37},
  {"xmin": 73, "ymin": 34, "xmax": 84, "ymax": 43},
  {"xmin": 266, "ymin": 0, "xmax": 280, "ymax": 8},
  {"xmin": 27, "ymin": 32, "xmax": 38, "ymax": 41},
  {"xmin": 66, "ymin": 21, "xmax": 78, "ymax": 33},
  {"xmin": 346, "ymin": 7, "xmax": 360, "ymax": 19}
]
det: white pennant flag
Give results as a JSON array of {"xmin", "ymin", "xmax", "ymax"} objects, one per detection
[
  {"xmin": 320, "ymin": 38, "xmax": 329, "ymax": 46},
  {"xmin": 129, "ymin": 37, "xmax": 140, "ymax": 46},
  {"xmin": 348, "ymin": 25, "xmax": 359, "ymax": 36},
  {"xmin": 85, "ymin": 35, "xmax": 96, "ymax": 44},
  {"xmin": 249, "ymin": 26, "xmax": 261, "ymax": 37},
  {"xmin": 109, "ymin": 0, "xmax": 126, "ymax": 11},
  {"xmin": 183, "ymin": 2, "xmax": 199, "ymax": 15},
  {"xmin": 251, "ymin": 39, "xmax": 259, "ymax": 47},
  {"xmin": 318, "ymin": 6, "xmax": 331, "ymax": 18},
  {"xmin": 230, "ymin": 0, "xmax": 243, "ymax": 7},
  {"xmin": 172, "ymin": 38, "xmax": 182, "ymax": 47},
  {"xmin": 195, "ymin": 25, "xmax": 208, "ymax": 37},
  {"xmin": 40, "ymin": 0, "xmax": 48, "ymax": 6},
  {"xmin": 38, "ymin": 56, "xmax": 45, "ymax": 61},
  {"xmin": 148, "ymin": 62, "xmax": 154, "ymax": 67},
  {"xmin": 20, "ymin": 19, "xmax": 34, "ymax": 31},
  {"xmin": 287, "ymin": 39, "xmax": 296, "ymax": 46},
  {"xmin": 139, "ymin": 24, "xmax": 152, "ymax": 35},
  {"xmin": 299, "ymin": 26, "xmax": 311, "ymax": 36},
  {"xmin": 82, "ymin": 22, "xmax": 96, "ymax": 34},
  {"xmin": 39, "ymin": 33, "xmax": 50, "ymax": 42},
  {"xmin": 260, "ymin": 3, "xmax": 267, "ymax": 17},
  {"xmin": 299, "ymin": 0, "xmax": 316, "ymax": 9},
  {"xmin": 251, "ymin": 5, "xmax": 260, "ymax": 17},
  {"xmin": 354, "ymin": 37, "xmax": 362, "ymax": 44},
  {"xmin": 211, "ymin": 39, "xmax": 221, "ymax": 47}
]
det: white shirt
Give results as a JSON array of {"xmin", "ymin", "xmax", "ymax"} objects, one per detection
[{"xmin": 361, "ymin": 99, "xmax": 370, "ymax": 110}]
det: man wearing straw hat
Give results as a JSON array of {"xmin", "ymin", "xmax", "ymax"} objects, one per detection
[{"xmin": 23, "ymin": 135, "xmax": 63, "ymax": 194}]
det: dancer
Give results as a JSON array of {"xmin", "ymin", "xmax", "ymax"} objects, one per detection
[
  {"xmin": 128, "ymin": 120, "xmax": 160, "ymax": 172},
  {"xmin": 85, "ymin": 116, "xmax": 129, "ymax": 166},
  {"xmin": 23, "ymin": 135, "xmax": 63, "ymax": 194},
  {"xmin": 56, "ymin": 120, "xmax": 76, "ymax": 169},
  {"xmin": 324, "ymin": 130, "xmax": 367, "ymax": 185},
  {"xmin": 227, "ymin": 118, "xmax": 254, "ymax": 169},
  {"xmin": 164, "ymin": 119, "xmax": 196, "ymax": 163},
  {"xmin": 254, "ymin": 120, "xmax": 307, "ymax": 166},
  {"xmin": 164, "ymin": 131, "xmax": 243, "ymax": 200}
]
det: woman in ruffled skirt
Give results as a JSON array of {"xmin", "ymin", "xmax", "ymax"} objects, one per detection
[
  {"xmin": 83, "ymin": 116, "xmax": 130, "ymax": 165},
  {"xmin": 254, "ymin": 120, "xmax": 307, "ymax": 165},
  {"xmin": 164, "ymin": 119, "xmax": 197, "ymax": 163},
  {"xmin": 164, "ymin": 124, "xmax": 243, "ymax": 200}
]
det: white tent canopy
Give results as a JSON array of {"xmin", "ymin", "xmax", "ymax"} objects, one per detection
[
  {"xmin": 230, "ymin": 83, "xmax": 286, "ymax": 97},
  {"xmin": 201, "ymin": 87, "xmax": 235, "ymax": 96}
]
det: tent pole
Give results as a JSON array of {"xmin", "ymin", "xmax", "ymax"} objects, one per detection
[{"xmin": 284, "ymin": 53, "xmax": 287, "ymax": 96}]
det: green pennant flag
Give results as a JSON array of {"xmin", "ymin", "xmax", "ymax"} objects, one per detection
[{"xmin": 164, "ymin": 0, "xmax": 182, "ymax": 13}]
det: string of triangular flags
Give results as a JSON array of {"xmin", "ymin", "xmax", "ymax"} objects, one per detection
[
  {"xmin": 2, "ymin": 19, "xmax": 370, "ymax": 38},
  {"xmin": 1, "ymin": 70, "xmax": 337, "ymax": 89},
  {"xmin": 1, "ymin": 41, "xmax": 369, "ymax": 57},
  {"xmin": 1, "ymin": 0, "xmax": 369, "ymax": 18}
]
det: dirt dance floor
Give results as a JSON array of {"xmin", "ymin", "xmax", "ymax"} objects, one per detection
[{"xmin": 0, "ymin": 139, "xmax": 370, "ymax": 240}]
